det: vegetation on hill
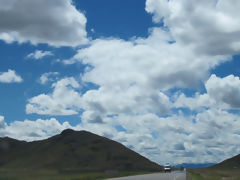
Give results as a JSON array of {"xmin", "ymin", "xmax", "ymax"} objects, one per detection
[
  {"xmin": 187, "ymin": 154, "xmax": 240, "ymax": 180},
  {"xmin": 0, "ymin": 129, "xmax": 162, "ymax": 180}
]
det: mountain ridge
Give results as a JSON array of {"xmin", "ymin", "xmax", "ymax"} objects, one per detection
[
  {"xmin": 0, "ymin": 129, "xmax": 162, "ymax": 172},
  {"xmin": 175, "ymin": 163, "xmax": 215, "ymax": 169}
]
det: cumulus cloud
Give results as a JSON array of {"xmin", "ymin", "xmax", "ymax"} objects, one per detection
[
  {"xmin": 171, "ymin": 74, "xmax": 240, "ymax": 163},
  {"xmin": 206, "ymin": 74, "xmax": 240, "ymax": 108},
  {"xmin": 26, "ymin": 77, "xmax": 82, "ymax": 115},
  {"xmin": 39, "ymin": 72, "xmax": 59, "ymax": 84},
  {"xmin": 26, "ymin": 50, "xmax": 53, "ymax": 60},
  {"xmin": 0, "ymin": 0, "xmax": 88, "ymax": 46},
  {"xmin": 109, "ymin": 109, "xmax": 240, "ymax": 164},
  {"xmin": 61, "ymin": 27, "xmax": 227, "ymax": 128},
  {"xmin": 66, "ymin": 28, "xmax": 225, "ymax": 90},
  {"xmin": 174, "ymin": 93, "xmax": 216, "ymax": 111},
  {"xmin": 0, "ymin": 116, "xmax": 6, "ymax": 129},
  {"xmin": 0, "ymin": 118, "xmax": 73, "ymax": 141},
  {"xmin": 146, "ymin": 0, "xmax": 240, "ymax": 55},
  {"xmin": 188, "ymin": 108, "xmax": 240, "ymax": 163},
  {"xmin": 80, "ymin": 85, "xmax": 171, "ymax": 124},
  {"xmin": 174, "ymin": 74, "xmax": 240, "ymax": 111},
  {"xmin": 27, "ymin": 75, "xmax": 172, "ymax": 122},
  {"xmin": 0, "ymin": 69, "xmax": 23, "ymax": 83}
]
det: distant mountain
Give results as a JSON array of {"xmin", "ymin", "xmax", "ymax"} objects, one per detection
[
  {"xmin": 175, "ymin": 163, "xmax": 215, "ymax": 169},
  {"xmin": 0, "ymin": 129, "xmax": 162, "ymax": 172}
]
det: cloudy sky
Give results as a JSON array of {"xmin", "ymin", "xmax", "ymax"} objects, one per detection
[{"xmin": 1, "ymin": 0, "xmax": 240, "ymax": 165}]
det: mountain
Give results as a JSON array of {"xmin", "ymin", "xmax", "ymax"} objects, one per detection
[
  {"xmin": 175, "ymin": 163, "xmax": 215, "ymax": 169},
  {"xmin": 210, "ymin": 154, "xmax": 240, "ymax": 169},
  {"xmin": 0, "ymin": 129, "xmax": 162, "ymax": 172},
  {"xmin": 188, "ymin": 154, "xmax": 240, "ymax": 180}
]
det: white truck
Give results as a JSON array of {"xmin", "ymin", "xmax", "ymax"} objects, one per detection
[{"xmin": 164, "ymin": 163, "xmax": 171, "ymax": 173}]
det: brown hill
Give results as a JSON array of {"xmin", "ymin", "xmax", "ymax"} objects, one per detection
[
  {"xmin": 0, "ymin": 129, "xmax": 162, "ymax": 172},
  {"xmin": 188, "ymin": 154, "xmax": 240, "ymax": 180},
  {"xmin": 210, "ymin": 154, "xmax": 240, "ymax": 170}
]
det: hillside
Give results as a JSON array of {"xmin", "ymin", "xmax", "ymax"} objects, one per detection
[
  {"xmin": 0, "ymin": 129, "xmax": 162, "ymax": 173},
  {"xmin": 210, "ymin": 154, "xmax": 240, "ymax": 170},
  {"xmin": 188, "ymin": 154, "xmax": 240, "ymax": 180}
]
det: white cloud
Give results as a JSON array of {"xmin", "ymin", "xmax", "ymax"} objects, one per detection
[
  {"xmin": 0, "ymin": 116, "xmax": 120, "ymax": 145},
  {"xmin": 26, "ymin": 77, "xmax": 82, "ymax": 115},
  {"xmin": 174, "ymin": 74, "xmax": 240, "ymax": 111},
  {"xmin": 80, "ymin": 85, "xmax": 171, "ymax": 124},
  {"xmin": 67, "ymin": 28, "xmax": 226, "ymax": 90},
  {"xmin": 110, "ymin": 113, "xmax": 194, "ymax": 163},
  {"xmin": 28, "ymin": 74, "xmax": 172, "ymax": 122},
  {"xmin": 80, "ymin": 109, "xmax": 240, "ymax": 164},
  {"xmin": 0, "ymin": 116, "xmax": 6, "ymax": 129},
  {"xmin": 174, "ymin": 93, "xmax": 216, "ymax": 111},
  {"xmin": 188, "ymin": 108, "xmax": 240, "ymax": 163},
  {"xmin": 0, "ymin": 0, "xmax": 88, "ymax": 46},
  {"xmin": 61, "ymin": 27, "xmax": 228, "ymax": 128},
  {"xmin": 0, "ymin": 69, "xmax": 23, "ymax": 83},
  {"xmin": 26, "ymin": 50, "xmax": 53, "ymax": 60},
  {"xmin": 26, "ymin": 78, "xmax": 81, "ymax": 115},
  {"xmin": 206, "ymin": 74, "xmax": 240, "ymax": 108},
  {"xmin": 146, "ymin": 0, "xmax": 240, "ymax": 55},
  {"xmin": 39, "ymin": 72, "xmax": 59, "ymax": 84},
  {"xmin": 171, "ymin": 74, "xmax": 240, "ymax": 163},
  {"xmin": 0, "ymin": 118, "xmax": 73, "ymax": 141}
]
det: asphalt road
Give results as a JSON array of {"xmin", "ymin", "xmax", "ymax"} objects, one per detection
[{"xmin": 108, "ymin": 171, "xmax": 186, "ymax": 180}]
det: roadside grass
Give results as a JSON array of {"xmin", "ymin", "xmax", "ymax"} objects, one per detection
[
  {"xmin": 187, "ymin": 169, "xmax": 240, "ymax": 180},
  {"xmin": 0, "ymin": 169, "xmax": 154, "ymax": 180}
]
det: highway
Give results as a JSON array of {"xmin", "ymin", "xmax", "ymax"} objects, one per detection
[{"xmin": 108, "ymin": 171, "xmax": 186, "ymax": 180}]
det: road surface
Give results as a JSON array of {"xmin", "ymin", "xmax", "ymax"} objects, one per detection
[{"xmin": 108, "ymin": 171, "xmax": 186, "ymax": 180}]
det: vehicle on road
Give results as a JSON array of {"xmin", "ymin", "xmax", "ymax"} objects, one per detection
[{"xmin": 164, "ymin": 163, "xmax": 171, "ymax": 173}]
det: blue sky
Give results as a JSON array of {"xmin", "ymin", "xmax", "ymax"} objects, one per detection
[
  {"xmin": 1, "ymin": 0, "xmax": 240, "ymax": 165},
  {"xmin": 74, "ymin": 0, "xmax": 154, "ymax": 39}
]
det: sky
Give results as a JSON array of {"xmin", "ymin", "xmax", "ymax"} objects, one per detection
[{"xmin": 0, "ymin": 0, "xmax": 240, "ymax": 165}]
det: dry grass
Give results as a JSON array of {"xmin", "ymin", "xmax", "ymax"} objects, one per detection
[
  {"xmin": 0, "ymin": 168, "xmax": 153, "ymax": 180},
  {"xmin": 188, "ymin": 168, "xmax": 240, "ymax": 180}
]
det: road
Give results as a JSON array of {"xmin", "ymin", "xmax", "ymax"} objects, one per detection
[{"xmin": 107, "ymin": 171, "xmax": 186, "ymax": 180}]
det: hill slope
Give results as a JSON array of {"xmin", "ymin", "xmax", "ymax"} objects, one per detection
[
  {"xmin": 188, "ymin": 154, "xmax": 240, "ymax": 180},
  {"xmin": 210, "ymin": 154, "xmax": 240, "ymax": 169},
  {"xmin": 0, "ymin": 129, "xmax": 162, "ymax": 172}
]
